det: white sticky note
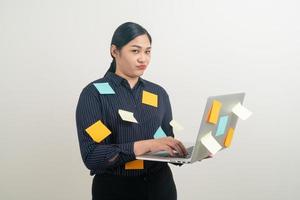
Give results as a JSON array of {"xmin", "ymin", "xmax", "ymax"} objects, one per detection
[
  {"xmin": 169, "ymin": 120, "xmax": 184, "ymax": 131},
  {"xmin": 200, "ymin": 131, "xmax": 222, "ymax": 155},
  {"xmin": 232, "ymin": 103, "xmax": 252, "ymax": 120},
  {"xmin": 118, "ymin": 109, "xmax": 138, "ymax": 123}
]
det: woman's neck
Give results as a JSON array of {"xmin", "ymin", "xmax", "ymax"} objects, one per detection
[{"xmin": 115, "ymin": 70, "xmax": 138, "ymax": 89}]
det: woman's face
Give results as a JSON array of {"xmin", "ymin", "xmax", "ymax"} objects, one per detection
[{"xmin": 112, "ymin": 34, "xmax": 151, "ymax": 79}]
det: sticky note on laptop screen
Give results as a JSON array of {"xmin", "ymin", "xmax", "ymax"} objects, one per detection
[
  {"xmin": 215, "ymin": 115, "xmax": 229, "ymax": 136},
  {"xmin": 207, "ymin": 100, "xmax": 222, "ymax": 124}
]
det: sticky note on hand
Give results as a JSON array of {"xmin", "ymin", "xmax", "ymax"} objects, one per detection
[
  {"xmin": 93, "ymin": 82, "xmax": 115, "ymax": 94},
  {"xmin": 200, "ymin": 131, "xmax": 222, "ymax": 155},
  {"xmin": 232, "ymin": 103, "xmax": 252, "ymax": 120},
  {"xmin": 125, "ymin": 160, "xmax": 144, "ymax": 170},
  {"xmin": 118, "ymin": 109, "xmax": 138, "ymax": 123},
  {"xmin": 154, "ymin": 126, "xmax": 167, "ymax": 139},
  {"xmin": 85, "ymin": 120, "xmax": 111, "ymax": 143},
  {"xmin": 142, "ymin": 90, "xmax": 158, "ymax": 107},
  {"xmin": 207, "ymin": 100, "xmax": 222, "ymax": 124}
]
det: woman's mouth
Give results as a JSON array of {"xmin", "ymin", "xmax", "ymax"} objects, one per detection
[{"xmin": 137, "ymin": 65, "xmax": 147, "ymax": 70}]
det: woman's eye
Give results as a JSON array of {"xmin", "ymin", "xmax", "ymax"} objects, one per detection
[
  {"xmin": 145, "ymin": 50, "xmax": 151, "ymax": 54},
  {"xmin": 132, "ymin": 50, "xmax": 139, "ymax": 53}
]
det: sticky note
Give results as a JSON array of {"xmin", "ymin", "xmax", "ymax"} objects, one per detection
[
  {"xmin": 170, "ymin": 119, "xmax": 184, "ymax": 131},
  {"xmin": 93, "ymin": 82, "xmax": 115, "ymax": 94},
  {"xmin": 142, "ymin": 90, "xmax": 158, "ymax": 107},
  {"xmin": 125, "ymin": 160, "xmax": 144, "ymax": 170},
  {"xmin": 200, "ymin": 131, "xmax": 222, "ymax": 155},
  {"xmin": 215, "ymin": 116, "xmax": 229, "ymax": 136},
  {"xmin": 154, "ymin": 126, "xmax": 167, "ymax": 139},
  {"xmin": 85, "ymin": 120, "xmax": 111, "ymax": 143},
  {"xmin": 207, "ymin": 100, "xmax": 222, "ymax": 124},
  {"xmin": 232, "ymin": 103, "xmax": 252, "ymax": 120},
  {"xmin": 118, "ymin": 109, "xmax": 138, "ymax": 123},
  {"xmin": 224, "ymin": 128, "xmax": 234, "ymax": 147}
]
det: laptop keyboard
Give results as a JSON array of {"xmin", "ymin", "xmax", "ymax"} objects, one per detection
[
  {"xmin": 153, "ymin": 146, "xmax": 194, "ymax": 158},
  {"xmin": 175, "ymin": 146, "xmax": 194, "ymax": 158}
]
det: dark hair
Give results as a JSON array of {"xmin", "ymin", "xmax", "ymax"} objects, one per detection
[{"xmin": 105, "ymin": 22, "xmax": 152, "ymax": 76}]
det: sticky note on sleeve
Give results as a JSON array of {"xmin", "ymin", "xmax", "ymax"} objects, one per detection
[
  {"xmin": 125, "ymin": 160, "xmax": 144, "ymax": 170},
  {"xmin": 224, "ymin": 128, "xmax": 234, "ymax": 147},
  {"xmin": 207, "ymin": 100, "xmax": 222, "ymax": 124},
  {"xmin": 93, "ymin": 82, "xmax": 115, "ymax": 94},
  {"xmin": 232, "ymin": 103, "xmax": 252, "ymax": 120},
  {"xmin": 170, "ymin": 119, "xmax": 184, "ymax": 131},
  {"xmin": 200, "ymin": 131, "xmax": 222, "ymax": 155},
  {"xmin": 154, "ymin": 127, "xmax": 167, "ymax": 138},
  {"xmin": 142, "ymin": 90, "xmax": 158, "ymax": 107},
  {"xmin": 85, "ymin": 120, "xmax": 111, "ymax": 143}
]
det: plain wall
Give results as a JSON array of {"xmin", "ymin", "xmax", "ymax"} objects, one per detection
[{"xmin": 1, "ymin": 0, "xmax": 299, "ymax": 199}]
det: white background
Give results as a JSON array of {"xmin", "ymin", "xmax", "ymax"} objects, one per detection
[{"xmin": 1, "ymin": 0, "xmax": 299, "ymax": 199}]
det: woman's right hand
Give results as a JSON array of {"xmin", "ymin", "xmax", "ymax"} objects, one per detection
[{"xmin": 134, "ymin": 137, "xmax": 188, "ymax": 157}]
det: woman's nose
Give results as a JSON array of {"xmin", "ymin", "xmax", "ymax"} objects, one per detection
[{"xmin": 138, "ymin": 53, "xmax": 147, "ymax": 63}]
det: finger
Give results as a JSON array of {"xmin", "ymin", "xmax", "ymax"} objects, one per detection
[
  {"xmin": 164, "ymin": 145, "xmax": 175, "ymax": 156},
  {"xmin": 165, "ymin": 140, "xmax": 184, "ymax": 156},
  {"xmin": 174, "ymin": 140, "xmax": 188, "ymax": 155}
]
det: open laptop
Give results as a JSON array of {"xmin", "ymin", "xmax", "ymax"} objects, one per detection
[{"xmin": 136, "ymin": 93, "xmax": 246, "ymax": 164}]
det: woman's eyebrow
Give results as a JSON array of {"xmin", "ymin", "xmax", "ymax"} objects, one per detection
[{"xmin": 130, "ymin": 45, "xmax": 151, "ymax": 49}]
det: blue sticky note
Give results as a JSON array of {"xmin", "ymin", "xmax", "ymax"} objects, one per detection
[
  {"xmin": 154, "ymin": 127, "xmax": 167, "ymax": 139},
  {"xmin": 93, "ymin": 83, "xmax": 115, "ymax": 94},
  {"xmin": 215, "ymin": 116, "xmax": 229, "ymax": 136}
]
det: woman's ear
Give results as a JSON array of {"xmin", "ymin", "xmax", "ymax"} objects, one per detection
[{"xmin": 110, "ymin": 45, "xmax": 119, "ymax": 58}]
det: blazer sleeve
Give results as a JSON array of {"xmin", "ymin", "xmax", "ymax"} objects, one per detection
[
  {"xmin": 160, "ymin": 91, "xmax": 174, "ymax": 137},
  {"xmin": 75, "ymin": 86, "xmax": 136, "ymax": 171}
]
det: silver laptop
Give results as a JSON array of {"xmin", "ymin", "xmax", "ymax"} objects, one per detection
[{"xmin": 136, "ymin": 93, "xmax": 246, "ymax": 164}]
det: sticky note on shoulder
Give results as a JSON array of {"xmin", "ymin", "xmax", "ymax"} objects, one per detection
[
  {"xmin": 232, "ymin": 103, "xmax": 252, "ymax": 120},
  {"xmin": 207, "ymin": 100, "xmax": 222, "ymax": 124},
  {"xmin": 93, "ymin": 82, "xmax": 115, "ymax": 94},
  {"xmin": 154, "ymin": 126, "xmax": 167, "ymax": 138},
  {"xmin": 125, "ymin": 160, "xmax": 144, "ymax": 170},
  {"xmin": 142, "ymin": 90, "xmax": 158, "ymax": 107},
  {"xmin": 200, "ymin": 131, "xmax": 222, "ymax": 155},
  {"xmin": 85, "ymin": 120, "xmax": 111, "ymax": 143}
]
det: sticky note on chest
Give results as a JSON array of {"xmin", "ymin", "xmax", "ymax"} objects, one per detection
[
  {"xmin": 142, "ymin": 90, "xmax": 158, "ymax": 107},
  {"xmin": 85, "ymin": 120, "xmax": 111, "ymax": 143},
  {"xmin": 125, "ymin": 160, "xmax": 144, "ymax": 170},
  {"xmin": 207, "ymin": 100, "xmax": 222, "ymax": 124}
]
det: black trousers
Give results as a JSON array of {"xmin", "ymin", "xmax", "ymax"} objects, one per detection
[{"xmin": 92, "ymin": 166, "xmax": 177, "ymax": 200}]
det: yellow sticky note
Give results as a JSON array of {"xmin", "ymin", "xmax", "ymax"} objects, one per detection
[
  {"xmin": 85, "ymin": 120, "xmax": 111, "ymax": 143},
  {"xmin": 207, "ymin": 100, "xmax": 222, "ymax": 124},
  {"xmin": 125, "ymin": 160, "xmax": 144, "ymax": 170},
  {"xmin": 142, "ymin": 90, "xmax": 158, "ymax": 107},
  {"xmin": 224, "ymin": 128, "xmax": 234, "ymax": 147}
]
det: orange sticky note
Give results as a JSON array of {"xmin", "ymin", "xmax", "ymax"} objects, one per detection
[
  {"xmin": 207, "ymin": 100, "xmax": 222, "ymax": 124},
  {"xmin": 224, "ymin": 128, "xmax": 234, "ymax": 147},
  {"xmin": 125, "ymin": 160, "xmax": 144, "ymax": 170},
  {"xmin": 142, "ymin": 90, "xmax": 158, "ymax": 107},
  {"xmin": 85, "ymin": 120, "xmax": 111, "ymax": 143}
]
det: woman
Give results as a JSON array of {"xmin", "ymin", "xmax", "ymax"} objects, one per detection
[{"xmin": 76, "ymin": 22, "xmax": 187, "ymax": 200}]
